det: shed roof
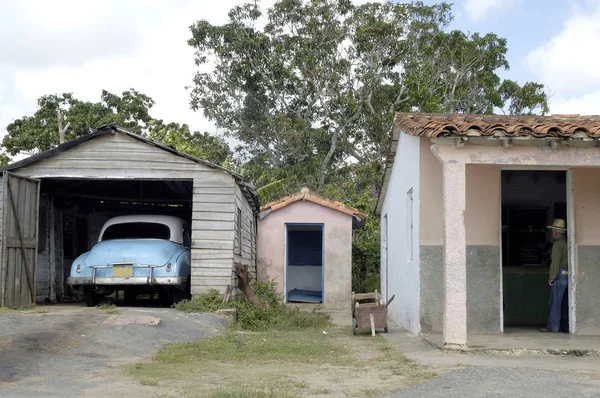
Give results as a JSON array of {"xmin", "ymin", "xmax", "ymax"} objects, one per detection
[
  {"xmin": 394, "ymin": 112, "xmax": 600, "ymax": 139},
  {"xmin": 259, "ymin": 187, "xmax": 367, "ymax": 220},
  {"xmin": 1, "ymin": 124, "xmax": 260, "ymax": 212}
]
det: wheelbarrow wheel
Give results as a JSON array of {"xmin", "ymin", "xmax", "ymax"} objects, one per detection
[{"xmin": 352, "ymin": 318, "xmax": 357, "ymax": 335}]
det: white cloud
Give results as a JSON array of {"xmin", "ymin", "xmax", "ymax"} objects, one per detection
[
  {"xmin": 524, "ymin": 3, "xmax": 600, "ymax": 94},
  {"xmin": 0, "ymin": 0, "xmax": 377, "ymax": 144},
  {"xmin": 463, "ymin": 0, "xmax": 520, "ymax": 21},
  {"xmin": 548, "ymin": 90, "xmax": 600, "ymax": 116},
  {"xmin": 0, "ymin": 0, "xmax": 279, "ymax": 139}
]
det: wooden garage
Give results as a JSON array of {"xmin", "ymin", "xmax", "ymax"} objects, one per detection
[{"xmin": 0, "ymin": 124, "xmax": 258, "ymax": 308}]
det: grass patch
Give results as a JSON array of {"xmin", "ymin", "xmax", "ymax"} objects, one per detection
[
  {"xmin": 174, "ymin": 281, "xmax": 331, "ymax": 331},
  {"xmin": 209, "ymin": 388, "xmax": 294, "ymax": 398},
  {"xmin": 0, "ymin": 305, "xmax": 48, "ymax": 314},
  {"xmin": 96, "ymin": 302, "xmax": 120, "ymax": 314},
  {"xmin": 566, "ymin": 349, "xmax": 588, "ymax": 357},
  {"xmin": 128, "ymin": 326, "xmax": 436, "ymax": 397}
]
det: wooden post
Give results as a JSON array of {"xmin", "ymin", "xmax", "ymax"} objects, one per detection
[{"xmin": 370, "ymin": 313, "xmax": 375, "ymax": 337}]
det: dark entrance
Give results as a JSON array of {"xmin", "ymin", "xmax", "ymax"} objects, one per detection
[
  {"xmin": 501, "ymin": 170, "xmax": 567, "ymax": 327},
  {"xmin": 286, "ymin": 224, "xmax": 324, "ymax": 303}
]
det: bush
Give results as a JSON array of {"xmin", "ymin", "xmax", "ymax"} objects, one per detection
[{"xmin": 174, "ymin": 280, "xmax": 332, "ymax": 331}]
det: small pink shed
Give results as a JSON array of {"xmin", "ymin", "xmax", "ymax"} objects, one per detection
[{"xmin": 257, "ymin": 187, "xmax": 367, "ymax": 309}]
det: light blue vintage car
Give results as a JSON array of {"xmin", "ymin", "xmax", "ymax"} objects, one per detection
[{"xmin": 67, "ymin": 215, "xmax": 192, "ymax": 306}]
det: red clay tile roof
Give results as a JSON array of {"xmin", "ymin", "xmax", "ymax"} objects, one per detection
[
  {"xmin": 260, "ymin": 187, "xmax": 368, "ymax": 219},
  {"xmin": 394, "ymin": 113, "xmax": 600, "ymax": 139}
]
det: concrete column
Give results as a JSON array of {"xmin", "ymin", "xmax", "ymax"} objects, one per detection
[{"xmin": 442, "ymin": 162, "xmax": 467, "ymax": 348}]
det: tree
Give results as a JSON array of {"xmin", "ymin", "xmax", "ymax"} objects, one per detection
[
  {"xmin": 148, "ymin": 121, "xmax": 232, "ymax": 166},
  {"xmin": 2, "ymin": 89, "xmax": 155, "ymax": 156},
  {"xmin": 188, "ymin": 0, "xmax": 549, "ymax": 189}
]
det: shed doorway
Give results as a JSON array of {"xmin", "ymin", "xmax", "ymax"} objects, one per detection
[
  {"xmin": 285, "ymin": 224, "xmax": 324, "ymax": 303},
  {"xmin": 36, "ymin": 178, "xmax": 193, "ymax": 306},
  {"xmin": 501, "ymin": 170, "xmax": 568, "ymax": 330}
]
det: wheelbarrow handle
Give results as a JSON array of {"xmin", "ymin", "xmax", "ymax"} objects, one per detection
[{"xmin": 385, "ymin": 294, "xmax": 396, "ymax": 308}]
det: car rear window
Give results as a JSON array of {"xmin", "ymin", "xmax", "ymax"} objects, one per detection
[{"xmin": 101, "ymin": 222, "xmax": 171, "ymax": 241}]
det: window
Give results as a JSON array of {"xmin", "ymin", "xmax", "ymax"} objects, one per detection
[
  {"xmin": 101, "ymin": 222, "xmax": 170, "ymax": 241},
  {"xmin": 407, "ymin": 188, "xmax": 414, "ymax": 261}
]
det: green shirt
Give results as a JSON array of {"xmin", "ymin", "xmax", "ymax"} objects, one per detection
[{"xmin": 549, "ymin": 236, "xmax": 568, "ymax": 280}]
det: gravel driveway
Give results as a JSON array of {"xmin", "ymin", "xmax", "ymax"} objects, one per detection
[
  {"xmin": 0, "ymin": 305, "xmax": 228, "ymax": 397},
  {"xmin": 386, "ymin": 367, "xmax": 600, "ymax": 398}
]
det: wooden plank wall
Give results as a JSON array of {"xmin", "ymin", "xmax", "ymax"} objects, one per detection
[
  {"xmin": 1, "ymin": 175, "xmax": 39, "ymax": 308},
  {"xmin": 16, "ymin": 133, "xmax": 217, "ymax": 180},
  {"xmin": 233, "ymin": 184, "xmax": 257, "ymax": 294},
  {"xmin": 191, "ymin": 175, "xmax": 236, "ymax": 295}
]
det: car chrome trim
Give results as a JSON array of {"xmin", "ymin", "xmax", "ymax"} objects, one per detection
[{"xmin": 67, "ymin": 276, "xmax": 186, "ymax": 286}]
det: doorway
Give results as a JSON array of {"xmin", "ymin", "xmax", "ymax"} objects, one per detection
[
  {"xmin": 285, "ymin": 224, "xmax": 324, "ymax": 303},
  {"xmin": 501, "ymin": 170, "xmax": 567, "ymax": 329}
]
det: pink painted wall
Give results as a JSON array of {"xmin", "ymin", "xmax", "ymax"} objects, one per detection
[
  {"xmin": 466, "ymin": 165, "xmax": 501, "ymax": 246},
  {"xmin": 573, "ymin": 168, "xmax": 600, "ymax": 245},
  {"xmin": 257, "ymin": 200, "xmax": 353, "ymax": 309},
  {"xmin": 419, "ymin": 145, "xmax": 501, "ymax": 246},
  {"xmin": 419, "ymin": 140, "xmax": 444, "ymax": 245}
]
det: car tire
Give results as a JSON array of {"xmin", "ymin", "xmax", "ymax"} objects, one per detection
[
  {"xmin": 172, "ymin": 278, "xmax": 191, "ymax": 304},
  {"xmin": 84, "ymin": 289, "xmax": 102, "ymax": 307}
]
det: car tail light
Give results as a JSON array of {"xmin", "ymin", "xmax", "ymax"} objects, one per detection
[
  {"xmin": 76, "ymin": 264, "xmax": 81, "ymax": 273},
  {"xmin": 166, "ymin": 263, "xmax": 171, "ymax": 272}
]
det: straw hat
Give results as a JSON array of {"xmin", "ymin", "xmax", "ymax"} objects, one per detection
[{"xmin": 547, "ymin": 219, "xmax": 567, "ymax": 231}]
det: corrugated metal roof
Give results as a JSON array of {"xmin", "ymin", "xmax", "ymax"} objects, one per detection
[{"xmin": 1, "ymin": 124, "xmax": 260, "ymax": 212}]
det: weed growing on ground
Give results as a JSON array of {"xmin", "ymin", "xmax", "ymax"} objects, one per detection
[
  {"xmin": 174, "ymin": 281, "xmax": 331, "ymax": 331},
  {"xmin": 209, "ymin": 388, "xmax": 294, "ymax": 398},
  {"xmin": 96, "ymin": 302, "xmax": 120, "ymax": 314}
]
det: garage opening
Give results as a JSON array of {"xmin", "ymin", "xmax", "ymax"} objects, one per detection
[
  {"xmin": 36, "ymin": 179, "xmax": 193, "ymax": 306},
  {"xmin": 501, "ymin": 170, "xmax": 567, "ymax": 329},
  {"xmin": 286, "ymin": 224, "xmax": 323, "ymax": 303}
]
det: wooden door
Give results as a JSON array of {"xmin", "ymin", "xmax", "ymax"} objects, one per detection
[{"xmin": 1, "ymin": 172, "xmax": 40, "ymax": 308}]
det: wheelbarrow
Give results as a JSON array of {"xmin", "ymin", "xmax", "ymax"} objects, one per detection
[{"xmin": 351, "ymin": 289, "xmax": 395, "ymax": 336}]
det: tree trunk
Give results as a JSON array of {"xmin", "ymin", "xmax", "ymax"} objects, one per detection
[
  {"xmin": 235, "ymin": 264, "xmax": 269, "ymax": 309},
  {"xmin": 318, "ymin": 130, "xmax": 340, "ymax": 190}
]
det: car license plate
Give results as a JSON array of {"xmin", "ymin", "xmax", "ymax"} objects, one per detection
[{"xmin": 113, "ymin": 264, "xmax": 134, "ymax": 277}]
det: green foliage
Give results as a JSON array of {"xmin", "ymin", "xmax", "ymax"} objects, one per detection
[
  {"xmin": 256, "ymin": 178, "xmax": 289, "ymax": 204},
  {"xmin": 352, "ymin": 217, "xmax": 381, "ymax": 293},
  {"xmin": 148, "ymin": 120, "xmax": 232, "ymax": 166},
  {"xmin": 0, "ymin": 152, "xmax": 10, "ymax": 168},
  {"xmin": 188, "ymin": 0, "xmax": 549, "ymax": 190},
  {"xmin": 3, "ymin": 89, "xmax": 155, "ymax": 156},
  {"xmin": 174, "ymin": 281, "xmax": 332, "ymax": 331}
]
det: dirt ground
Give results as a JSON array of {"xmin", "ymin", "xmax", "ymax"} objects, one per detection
[
  {"xmin": 0, "ymin": 305, "xmax": 433, "ymax": 398},
  {"xmin": 0, "ymin": 304, "xmax": 228, "ymax": 398}
]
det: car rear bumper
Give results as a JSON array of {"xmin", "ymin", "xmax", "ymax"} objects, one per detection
[{"xmin": 67, "ymin": 276, "xmax": 186, "ymax": 286}]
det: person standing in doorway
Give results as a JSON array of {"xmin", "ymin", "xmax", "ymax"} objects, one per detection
[{"xmin": 541, "ymin": 219, "xmax": 569, "ymax": 333}]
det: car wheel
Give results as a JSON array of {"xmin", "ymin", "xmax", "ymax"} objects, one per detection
[
  {"xmin": 172, "ymin": 278, "xmax": 191, "ymax": 304},
  {"xmin": 84, "ymin": 289, "xmax": 102, "ymax": 307},
  {"xmin": 124, "ymin": 289, "xmax": 137, "ymax": 306}
]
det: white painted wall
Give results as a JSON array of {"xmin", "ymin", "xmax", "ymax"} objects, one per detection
[
  {"xmin": 380, "ymin": 134, "xmax": 421, "ymax": 335},
  {"xmin": 287, "ymin": 265, "xmax": 322, "ymax": 292}
]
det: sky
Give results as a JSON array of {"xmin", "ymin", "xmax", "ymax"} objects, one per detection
[{"xmin": 1, "ymin": 0, "xmax": 600, "ymax": 146}]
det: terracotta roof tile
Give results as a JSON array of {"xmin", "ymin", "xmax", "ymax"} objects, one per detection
[
  {"xmin": 260, "ymin": 187, "xmax": 368, "ymax": 219},
  {"xmin": 394, "ymin": 113, "xmax": 600, "ymax": 139}
]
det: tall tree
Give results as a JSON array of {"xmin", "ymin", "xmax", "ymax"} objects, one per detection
[
  {"xmin": 188, "ymin": 0, "xmax": 549, "ymax": 189},
  {"xmin": 148, "ymin": 120, "xmax": 233, "ymax": 166},
  {"xmin": 2, "ymin": 89, "xmax": 155, "ymax": 156}
]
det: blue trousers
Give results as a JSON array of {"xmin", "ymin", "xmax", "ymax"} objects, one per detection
[{"xmin": 547, "ymin": 267, "xmax": 569, "ymax": 331}]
